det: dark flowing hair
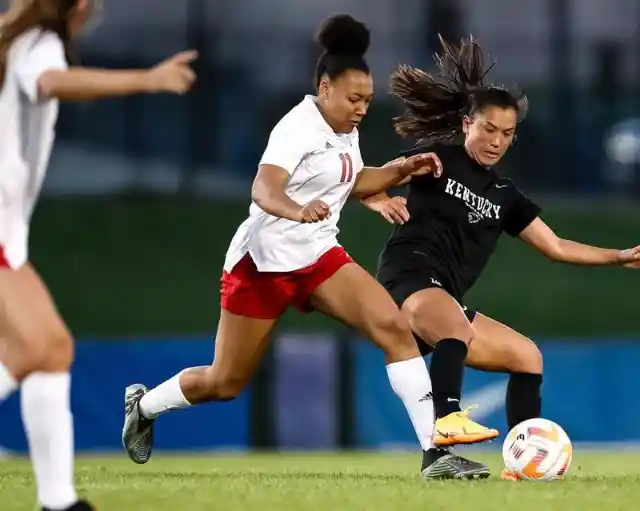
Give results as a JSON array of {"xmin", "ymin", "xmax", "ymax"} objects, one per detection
[{"xmin": 391, "ymin": 34, "xmax": 528, "ymax": 145}]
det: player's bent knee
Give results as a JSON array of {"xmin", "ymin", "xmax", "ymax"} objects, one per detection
[
  {"xmin": 14, "ymin": 332, "xmax": 73, "ymax": 377},
  {"xmin": 40, "ymin": 333, "xmax": 75, "ymax": 372},
  {"xmin": 370, "ymin": 312, "xmax": 419, "ymax": 358},
  {"xmin": 522, "ymin": 344, "xmax": 543, "ymax": 374},
  {"xmin": 510, "ymin": 342, "xmax": 543, "ymax": 374}
]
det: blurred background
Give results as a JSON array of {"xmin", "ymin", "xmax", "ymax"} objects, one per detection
[{"xmin": 0, "ymin": 0, "xmax": 639, "ymax": 455}]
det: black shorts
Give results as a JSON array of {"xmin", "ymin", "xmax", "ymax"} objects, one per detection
[{"xmin": 377, "ymin": 253, "xmax": 476, "ymax": 357}]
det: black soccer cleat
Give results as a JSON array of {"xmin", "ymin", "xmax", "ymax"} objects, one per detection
[
  {"xmin": 421, "ymin": 447, "xmax": 490, "ymax": 479},
  {"xmin": 43, "ymin": 500, "xmax": 96, "ymax": 511}
]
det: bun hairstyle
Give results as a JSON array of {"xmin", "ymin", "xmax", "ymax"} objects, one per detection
[
  {"xmin": 391, "ymin": 34, "xmax": 528, "ymax": 144},
  {"xmin": 314, "ymin": 14, "xmax": 371, "ymax": 88}
]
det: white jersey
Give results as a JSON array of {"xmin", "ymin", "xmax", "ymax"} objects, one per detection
[
  {"xmin": 224, "ymin": 95, "xmax": 364, "ymax": 273},
  {"xmin": 0, "ymin": 28, "xmax": 67, "ymax": 269}
]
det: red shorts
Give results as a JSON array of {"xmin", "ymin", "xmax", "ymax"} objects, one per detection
[
  {"xmin": 220, "ymin": 246, "xmax": 353, "ymax": 319},
  {"xmin": 0, "ymin": 245, "xmax": 10, "ymax": 268}
]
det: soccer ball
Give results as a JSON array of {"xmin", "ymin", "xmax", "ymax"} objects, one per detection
[{"xmin": 502, "ymin": 418, "xmax": 573, "ymax": 481}]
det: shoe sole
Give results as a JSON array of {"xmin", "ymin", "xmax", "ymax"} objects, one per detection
[{"xmin": 422, "ymin": 467, "xmax": 491, "ymax": 480}]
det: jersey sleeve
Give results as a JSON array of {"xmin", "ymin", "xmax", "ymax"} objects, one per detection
[
  {"xmin": 13, "ymin": 31, "xmax": 68, "ymax": 103},
  {"xmin": 502, "ymin": 184, "xmax": 542, "ymax": 237},
  {"xmin": 259, "ymin": 115, "xmax": 317, "ymax": 175}
]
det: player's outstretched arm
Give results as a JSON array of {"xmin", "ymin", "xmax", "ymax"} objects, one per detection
[
  {"xmin": 37, "ymin": 51, "xmax": 198, "ymax": 101},
  {"xmin": 519, "ymin": 217, "xmax": 640, "ymax": 267},
  {"xmin": 350, "ymin": 153, "xmax": 442, "ymax": 199}
]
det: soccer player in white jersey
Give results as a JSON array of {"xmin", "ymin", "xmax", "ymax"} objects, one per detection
[
  {"xmin": 0, "ymin": 1, "xmax": 197, "ymax": 509},
  {"xmin": 123, "ymin": 14, "xmax": 490, "ymax": 480}
]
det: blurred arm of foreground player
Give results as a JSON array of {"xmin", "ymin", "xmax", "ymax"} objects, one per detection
[{"xmin": 38, "ymin": 50, "xmax": 197, "ymax": 101}]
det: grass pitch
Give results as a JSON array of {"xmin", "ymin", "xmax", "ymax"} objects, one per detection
[{"xmin": 1, "ymin": 450, "xmax": 639, "ymax": 511}]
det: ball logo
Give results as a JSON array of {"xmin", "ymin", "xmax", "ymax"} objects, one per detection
[{"xmin": 527, "ymin": 425, "xmax": 559, "ymax": 442}]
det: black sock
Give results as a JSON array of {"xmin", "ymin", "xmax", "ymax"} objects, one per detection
[
  {"xmin": 506, "ymin": 372, "xmax": 542, "ymax": 430},
  {"xmin": 429, "ymin": 338, "xmax": 468, "ymax": 418}
]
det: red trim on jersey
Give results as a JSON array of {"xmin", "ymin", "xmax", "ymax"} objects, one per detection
[
  {"xmin": 220, "ymin": 246, "xmax": 353, "ymax": 319},
  {"xmin": 0, "ymin": 245, "xmax": 10, "ymax": 269}
]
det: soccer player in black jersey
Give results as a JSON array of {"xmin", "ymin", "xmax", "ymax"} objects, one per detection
[{"xmin": 363, "ymin": 35, "xmax": 640, "ymax": 479}]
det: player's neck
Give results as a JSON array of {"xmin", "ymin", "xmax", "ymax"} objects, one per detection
[
  {"xmin": 463, "ymin": 143, "xmax": 492, "ymax": 170},
  {"xmin": 313, "ymin": 98, "xmax": 350, "ymax": 135}
]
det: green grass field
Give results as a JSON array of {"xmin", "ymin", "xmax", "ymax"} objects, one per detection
[{"xmin": 1, "ymin": 451, "xmax": 639, "ymax": 510}]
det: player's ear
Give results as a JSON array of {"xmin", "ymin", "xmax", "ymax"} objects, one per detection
[
  {"xmin": 462, "ymin": 115, "xmax": 472, "ymax": 135},
  {"xmin": 318, "ymin": 78, "xmax": 331, "ymax": 101}
]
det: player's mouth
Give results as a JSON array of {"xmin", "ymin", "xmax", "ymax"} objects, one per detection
[{"xmin": 483, "ymin": 150, "xmax": 500, "ymax": 160}]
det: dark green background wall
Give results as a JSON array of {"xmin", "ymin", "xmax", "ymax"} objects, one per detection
[{"xmin": 30, "ymin": 197, "xmax": 639, "ymax": 339}]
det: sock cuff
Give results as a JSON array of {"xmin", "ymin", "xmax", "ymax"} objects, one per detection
[
  {"xmin": 21, "ymin": 372, "xmax": 71, "ymax": 397},
  {"xmin": 386, "ymin": 356, "xmax": 428, "ymax": 371},
  {"xmin": 509, "ymin": 371, "xmax": 543, "ymax": 383},
  {"xmin": 436, "ymin": 338, "xmax": 469, "ymax": 354},
  {"xmin": 0, "ymin": 361, "xmax": 18, "ymax": 389}
]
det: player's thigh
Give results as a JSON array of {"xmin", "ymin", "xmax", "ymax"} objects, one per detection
[
  {"xmin": 308, "ymin": 263, "xmax": 418, "ymax": 360},
  {"xmin": 466, "ymin": 313, "xmax": 542, "ymax": 374},
  {"xmin": 0, "ymin": 263, "xmax": 74, "ymax": 375},
  {"xmin": 402, "ymin": 287, "xmax": 474, "ymax": 344},
  {"xmin": 212, "ymin": 308, "xmax": 278, "ymax": 391}
]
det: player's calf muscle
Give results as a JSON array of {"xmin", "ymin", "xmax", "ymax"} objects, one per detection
[{"xmin": 179, "ymin": 365, "xmax": 252, "ymax": 404}]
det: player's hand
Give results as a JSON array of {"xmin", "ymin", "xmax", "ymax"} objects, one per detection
[
  {"xmin": 369, "ymin": 196, "xmax": 410, "ymax": 224},
  {"xmin": 147, "ymin": 50, "xmax": 198, "ymax": 94},
  {"xmin": 399, "ymin": 152, "xmax": 443, "ymax": 178},
  {"xmin": 298, "ymin": 200, "xmax": 332, "ymax": 223},
  {"xmin": 383, "ymin": 156, "xmax": 407, "ymax": 168},
  {"xmin": 618, "ymin": 245, "xmax": 640, "ymax": 267}
]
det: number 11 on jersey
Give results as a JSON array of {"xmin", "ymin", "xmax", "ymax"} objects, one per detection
[{"xmin": 339, "ymin": 153, "xmax": 354, "ymax": 183}]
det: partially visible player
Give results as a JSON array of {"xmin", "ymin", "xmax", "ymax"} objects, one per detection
[
  {"xmin": 362, "ymin": 35, "xmax": 640, "ymax": 478},
  {"xmin": 122, "ymin": 14, "xmax": 490, "ymax": 480},
  {"xmin": 0, "ymin": 1, "xmax": 197, "ymax": 509}
]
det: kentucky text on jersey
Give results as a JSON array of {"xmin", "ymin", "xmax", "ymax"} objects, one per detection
[{"xmin": 444, "ymin": 177, "xmax": 501, "ymax": 221}]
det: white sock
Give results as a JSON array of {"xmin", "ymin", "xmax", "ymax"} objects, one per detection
[
  {"xmin": 138, "ymin": 372, "xmax": 191, "ymax": 420},
  {"xmin": 386, "ymin": 357, "xmax": 435, "ymax": 451},
  {"xmin": 0, "ymin": 361, "xmax": 18, "ymax": 402},
  {"xmin": 21, "ymin": 372, "xmax": 77, "ymax": 510}
]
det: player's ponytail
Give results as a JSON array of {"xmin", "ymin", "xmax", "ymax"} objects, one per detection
[
  {"xmin": 391, "ymin": 35, "xmax": 528, "ymax": 144},
  {"xmin": 0, "ymin": 0, "xmax": 77, "ymax": 90},
  {"xmin": 314, "ymin": 14, "xmax": 371, "ymax": 89}
]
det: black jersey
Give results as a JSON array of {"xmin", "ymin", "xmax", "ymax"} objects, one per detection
[{"xmin": 377, "ymin": 142, "xmax": 541, "ymax": 302}]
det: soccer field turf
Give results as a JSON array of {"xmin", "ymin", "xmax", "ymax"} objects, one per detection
[{"xmin": 1, "ymin": 451, "xmax": 639, "ymax": 510}]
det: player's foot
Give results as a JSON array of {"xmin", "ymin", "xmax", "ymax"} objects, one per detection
[
  {"xmin": 421, "ymin": 447, "xmax": 490, "ymax": 479},
  {"xmin": 500, "ymin": 468, "xmax": 519, "ymax": 481},
  {"xmin": 42, "ymin": 500, "xmax": 96, "ymax": 510},
  {"xmin": 122, "ymin": 383, "xmax": 154, "ymax": 464},
  {"xmin": 433, "ymin": 405, "xmax": 499, "ymax": 447}
]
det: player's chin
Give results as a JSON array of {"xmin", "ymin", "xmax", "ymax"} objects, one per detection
[{"xmin": 479, "ymin": 150, "xmax": 502, "ymax": 165}]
